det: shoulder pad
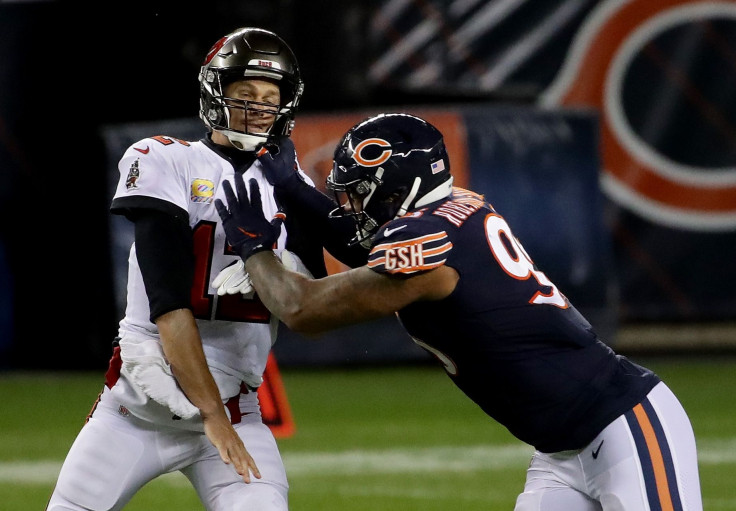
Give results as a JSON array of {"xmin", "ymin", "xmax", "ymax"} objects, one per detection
[{"xmin": 367, "ymin": 219, "xmax": 452, "ymax": 275}]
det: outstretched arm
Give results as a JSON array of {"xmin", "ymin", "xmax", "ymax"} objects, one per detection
[
  {"xmin": 214, "ymin": 173, "xmax": 458, "ymax": 336},
  {"xmin": 244, "ymin": 250, "xmax": 457, "ymax": 336}
]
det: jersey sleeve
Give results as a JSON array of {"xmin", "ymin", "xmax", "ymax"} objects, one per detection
[
  {"xmin": 110, "ymin": 137, "xmax": 191, "ymax": 219},
  {"xmin": 133, "ymin": 209, "xmax": 195, "ymax": 322},
  {"xmin": 367, "ymin": 220, "xmax": 453, "ymax": 275},
  {"xmin": 294, "ymin": 154, "xmax": 315, "ymax": 187}
]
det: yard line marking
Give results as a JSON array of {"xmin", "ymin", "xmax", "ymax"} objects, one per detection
[
  {"xmin": 0, "ymin": 461, "xmax": 62, "ymax": 484},
  {"xmin": 283, "ymin": 444, "xmax": 532, "ymax": 475},
  {"xmin": 2, "ymin": 440, "xmax": 734, "ymax": 484}
]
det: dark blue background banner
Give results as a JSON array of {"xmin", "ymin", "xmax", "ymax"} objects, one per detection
[{"xmin": 461, "ymin": 108, "xmax": 616, "ymax": 340}]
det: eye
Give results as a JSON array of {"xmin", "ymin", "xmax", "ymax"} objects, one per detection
[
  {"xmin": 354, "ymin": 182, "xmax": 371, "ymax": 195},
  {"xmin": 381, "ymin": 192, "xmax": 402, "ymax": 204},
  {"xmin": 347, "ymin": 191, "xmax": 363, "ymax": 204}
]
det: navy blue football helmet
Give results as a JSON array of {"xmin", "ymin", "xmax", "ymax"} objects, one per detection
[
  {"xmin": 199, "ymin": 27, "xmax": 304, "ymax": 151},
  {"xmin": 327, "ymin": 113, "xmax": 453, "ymax": 248}
]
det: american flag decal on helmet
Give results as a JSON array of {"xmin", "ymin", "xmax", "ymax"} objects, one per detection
[{"xmin": 430, "ymin": 159, "xmax": 445, "ymax": 174}]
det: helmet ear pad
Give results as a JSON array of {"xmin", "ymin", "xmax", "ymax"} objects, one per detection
[{"xmin": 207, "ymin": 101, "xmax": 226, "ymax": 127}]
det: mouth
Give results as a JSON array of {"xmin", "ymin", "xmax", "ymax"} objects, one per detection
[{"xmin": 247, "ymin": 122, "xmax": 272, "ymax": 134}]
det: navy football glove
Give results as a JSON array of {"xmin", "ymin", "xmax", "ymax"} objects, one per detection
[
  {"xmin": 257, "ymin": 136, "xmax": 305, "ymax": 193},
  {"xmin": 215, "ymin": 173, "xmax": 285, "ymax": 262}
]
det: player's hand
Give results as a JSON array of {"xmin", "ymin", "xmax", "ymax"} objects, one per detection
[
  {"xmin": 202, "ymin": 410, "xmax": 261, "ymax": 483},
  {"xmin": 215, "ymin": 174, "xmax": 285, "ymax": 262},
  {"xmin": 212, "ymin": 260, "xmax": 254, "ymax": 296},
  {"xmin": 257, "ymin": 136, "xmax": 304, "ymax": 192}
]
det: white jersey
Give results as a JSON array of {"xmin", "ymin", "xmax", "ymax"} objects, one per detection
[{"xmin": 110, "ymin": 134, "xmax": 312, "ymax": 425}]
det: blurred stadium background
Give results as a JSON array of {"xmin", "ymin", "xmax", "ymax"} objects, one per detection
[{"xmin": 1, "ymin": 0, "xmax": 735, "ymax": 508}]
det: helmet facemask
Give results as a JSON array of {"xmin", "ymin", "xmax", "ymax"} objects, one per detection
[
  {"xmin": 327, "ymin": 167, "xmax": 383, "ymax": 249},
  {"xmin": 327, "ymin": 164, "xmax": 423, "ymax": 249},
  {"xmin": 200, "ymin": 70, "xmax": 300, "ymax": 151}
]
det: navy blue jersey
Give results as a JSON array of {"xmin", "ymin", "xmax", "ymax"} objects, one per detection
[{"xmin": 368, "ymin": 188, "xmax": 660, "ymax": 452}]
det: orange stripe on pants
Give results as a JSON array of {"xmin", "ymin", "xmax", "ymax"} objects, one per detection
[{"xmin": 633, "ymin": 403, "xmax": 674, "ymax": 511}]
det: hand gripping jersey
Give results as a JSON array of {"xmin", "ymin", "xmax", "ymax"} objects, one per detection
[
  {"xmin": 368, "ymin": 188, "xmax": 660, "ymax": 452},
  {"xmin": 110, "ymin": 135, "xmax": 312, "ymax": 425}
]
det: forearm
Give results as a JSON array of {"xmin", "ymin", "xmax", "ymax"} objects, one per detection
[
  {"xmin": 156, "ymin": 308, "xmax": 260, "ymax": 482},
  {"xmin": 156, "ymin": 308, "xmax": 225, "ymax": 417},
  {"xmin": 245, "ymin": 251, "xmax": 316, "ymax": 331},
  {"xmin": 245, "ymin": 252, "xmax": 393, "ymax": 335}
]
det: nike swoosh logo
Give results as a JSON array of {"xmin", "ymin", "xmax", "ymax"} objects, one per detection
[
  {"xmin": 592, "ymin": 439, "xmax": 605, "ymax": 459},
  {"xmin": 237, "ymin": 227, "xmax": 258, "ymax": 238},
  {"xmin": 134, "ymin": 146, "xmax": 150, "ymax": 154},
  {"xmin": 384, "ymin": 225, "xmax": 407, "ymax": 237}
]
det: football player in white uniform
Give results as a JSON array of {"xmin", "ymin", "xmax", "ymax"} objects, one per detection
[{"xmin": 46, "ymin": 27, "xmax": 362, "ymax": 511}]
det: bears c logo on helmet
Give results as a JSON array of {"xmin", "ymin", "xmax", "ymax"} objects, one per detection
[{"xmin": 353, "ymin": 138, "xmax": 392, "ymax": 167}]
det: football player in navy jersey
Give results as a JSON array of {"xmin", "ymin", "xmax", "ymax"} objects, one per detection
[{"xmin": 216, "ymin": 113, "xmax": 703, "ymax": 511}]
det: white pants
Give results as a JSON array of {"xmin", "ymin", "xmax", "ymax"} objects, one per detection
[
  {"xmin": 46, "ymin": 389, "xmax": 288, "ymax": 511},
  {"xmin": 515, "ymin": 382, "xmax": 702, "ymax": 511}
]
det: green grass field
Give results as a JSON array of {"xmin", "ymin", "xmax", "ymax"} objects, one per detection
[{"xmin": 1, "ymin": 356, "xmax": 734, "ymax": 510}]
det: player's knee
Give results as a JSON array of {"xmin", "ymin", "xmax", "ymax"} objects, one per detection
[
  {"xmin": 215, "ymin": 481, "xmax": 288, "ymax": 511},
  {"xmin": 45, "ymin": 495, "xmax": 88, "ymax": 511},
  {"xmin": 515, "ymin": 491, "xmax": 541, "ymax": 511},
  {"xmin": 515, "ymin": 488, "xmax": 601, "ymax": 511}
]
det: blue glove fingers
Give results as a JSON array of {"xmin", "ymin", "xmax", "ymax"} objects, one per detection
[
  {"xmin": 214, "ymin": 198, "xmax": 229, "ymax": 220},
  {"xmin": 248, "ymin": 178, "xmax": 264, "ymax": 215},
  {"xmin": 221, "ymin": 178, "xmax": 239, "ymax": 211},
  {"xmin": 234, "ymin": 171, "xmax": 250, "ymax": 206}
]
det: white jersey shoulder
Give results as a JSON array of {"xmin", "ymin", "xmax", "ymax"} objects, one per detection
[{"xmin": 114, "ymin": 136, "xmax": 223, "ymax": 215}]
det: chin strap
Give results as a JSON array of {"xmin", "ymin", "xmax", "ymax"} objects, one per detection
[{"xmin": 223, "ymin": 130, "xmax": 267, "ymax": 152}]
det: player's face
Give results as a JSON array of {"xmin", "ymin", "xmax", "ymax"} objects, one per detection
[
  {"xmin": 338, "ymin": 189, "xmax": 366, "ymax": 214},
  {"xmin": 223, "ymin": 79, "xmax": 281, "ymax": 134},
  {"xmin": 342, "ymin": 188, "xmax": 400, "ymax": 215}
]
